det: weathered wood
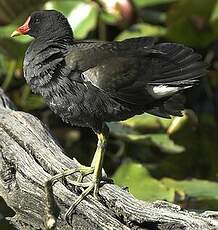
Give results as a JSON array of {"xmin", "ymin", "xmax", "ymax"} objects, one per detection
[{"xmin": 0, "ymin": 88, "xmax": 218, "ymax": 230}]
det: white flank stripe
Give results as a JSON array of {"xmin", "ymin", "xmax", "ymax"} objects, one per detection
[{"xmin": 147, "ymin": 85, "xmax": 179, "ymax": 98}]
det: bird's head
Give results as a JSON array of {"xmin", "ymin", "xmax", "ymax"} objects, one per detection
[{"xmin": 11, "ymin": 10, "xmax": 73, "ymax": 40}]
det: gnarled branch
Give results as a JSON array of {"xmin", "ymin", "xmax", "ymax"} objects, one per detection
[{"xmin": 0, "ymin": 88, "xmax": 218, "ymax": 230}]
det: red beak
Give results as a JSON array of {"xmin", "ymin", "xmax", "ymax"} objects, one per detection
[{"xmin": 11, "ymin": 16, "xmax": 31, "ymax": 37}]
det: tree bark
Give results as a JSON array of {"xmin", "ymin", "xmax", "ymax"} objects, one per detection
[{"xmin": 0, "ymin": 88, "xmax": 218, "ymax": 230}]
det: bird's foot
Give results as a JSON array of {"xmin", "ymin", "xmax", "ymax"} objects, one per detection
[
  {"xmin": 64, "ymin": 159, "xmax": 101, "ymax": 224},
  {"xmin": 64, "ymin": 175, "xmax": 100, "ymax": 225},
  {"xmin": 44, "ymin": 162, "xmax": 101, "ymax": 228}
]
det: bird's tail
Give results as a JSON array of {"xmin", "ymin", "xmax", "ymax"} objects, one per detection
[{"xmin": 146, "ymin": 43, "xmax": 208, "ymax": 118}]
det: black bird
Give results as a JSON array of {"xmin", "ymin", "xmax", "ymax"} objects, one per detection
[{"xmin": 11, "ymin": 10, "xmax": 207, "ymax": 227}]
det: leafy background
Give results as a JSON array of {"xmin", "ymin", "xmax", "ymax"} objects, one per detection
[{"xmin": 0, "ymin": 0, "xmax": 218, "ymax": 229}]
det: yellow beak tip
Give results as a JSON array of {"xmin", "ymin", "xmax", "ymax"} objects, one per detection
[{"xmin": 11, "ymin": 30, "xmax": 21, "ymax": 37}]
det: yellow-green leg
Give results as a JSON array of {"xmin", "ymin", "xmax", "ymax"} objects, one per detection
[
  {"xmin": 65, "ymin": 125, "xmax": 108, "ymax": 223},
  {"xmin": 44, "ymin": 124, "xmax": 109, "ymax": 229}
]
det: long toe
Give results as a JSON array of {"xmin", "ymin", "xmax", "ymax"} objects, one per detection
[{"xmin": 64, "ymin": 181, "xmax": 96, "ymax": 225}]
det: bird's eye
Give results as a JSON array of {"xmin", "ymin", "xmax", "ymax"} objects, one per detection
[{"xmin": 35, "ymin": 18, "xmax": 40, "ymax": 24}]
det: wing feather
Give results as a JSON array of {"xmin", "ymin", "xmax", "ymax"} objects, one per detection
[{"xmin": 64, "ymin": 37, "xmax": 207, "ymax": 107}]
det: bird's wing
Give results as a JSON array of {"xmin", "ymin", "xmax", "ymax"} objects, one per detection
[
  {"xmin": 64, "ymin": 37, "xmax": 160, "ymax": 105},
  {"xmin": 65, "ymin": 37, "xmax": 207, "ymax": 105},
  {"xmin": 81, "ymin": 56, "xmax": 152, "ymax": 105},
  {"xmin": 65, "ymin": 37, "xmax": 157, "ymax": 71}
]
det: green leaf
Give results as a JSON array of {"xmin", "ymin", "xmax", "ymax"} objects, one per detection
[
  {"xmin": 133, "ymin": 0, "xmax": 177, "ymax": 8},
  {"xmin": 108, "ymin": 122, "xmax": 184, "ymax": 153},
  {"xmin": 210, "ymin": 0, "xmax": 218, "ymax": 23},
  {"xmin": 0, "ymin": 0, "xmax": 48, "ymax": 25},
  {"xmin": 21, "ymin": 94, "xmax": 46, "ymax": 110},
  {"xmin": 162, "ymin": 178, "xmax": 218, "ymax": 200},
  {"xmin": 167, "ymin": 0, "xmax": 214, "ymax": 20},
  {"xmin": 17, "ymin": 85, "xmax": 46, "ymax": 111},
  {"xmin": 116, "ymin": 23, "xmax": 166, "ymax": 41},
  {"xmin": 165, "ymin": 0, "xmax": 217, "ymax": 47},
  {"xmin": 210, "ymin": 0, "xmax": 218, "ymax": 35},
  {"xmin": 113, "ymin": 161, "xmax": 175, "ymax": 201},
  {"xmin": 113, "ymin": 161, "xmax": 218, "ymax": 204},
  {"xmin": 127, "ymin": 133, "xmax": 184, "ymax": 153},
  {"xmin": 166, "ymin": 18, "xmax": 218, "ymax": 48},
  {"xmin": 108, "ymin": 122, "xmax": 139, "ymax": 136},
  {"xmin": 46, "ymin": 1, "xmax": 99, "ymax": 39},
  {"xmin": 72, "ymin": 3, "xmax": 98, "ymax": 39},
  {"xmin": 122, "ymin": 113, "xmax": 172, "ymax": 130},
  {"xmin": 100, "ymin": 11, "xmax": 120, "ymax": 25},
  {"xmin": 0, "ymin": 25, "xmax": 17, "ymax": 39},
  {"xmin": 0, "ymin": 38, "xmax": 27, "ymax": 60}
]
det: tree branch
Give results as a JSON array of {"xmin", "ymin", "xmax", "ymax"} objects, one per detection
[{"xmin": 0, "ymin": 88, "xmax": 218, "ymax": 230}]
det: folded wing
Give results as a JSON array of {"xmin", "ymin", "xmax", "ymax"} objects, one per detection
[{"xmin": 65, "ymin": 37, "xmax": 207, "ymax": 116}]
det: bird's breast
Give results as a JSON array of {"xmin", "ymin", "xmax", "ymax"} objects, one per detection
[{"xmin": 24, "ymin": 42, "xmax": 68, "ymax": 92}]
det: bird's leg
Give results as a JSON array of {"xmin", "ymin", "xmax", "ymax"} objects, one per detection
[
  {"xmin": 90, "ymin": 128, "xmax": 108, "ymax": 197},
  {"xmin": 44, "ymin": 124, "xmax": 109, "ymax": 228},
  {"xmin": 64, "ymin": 124, "xmax": 109, "ymax": 224}
]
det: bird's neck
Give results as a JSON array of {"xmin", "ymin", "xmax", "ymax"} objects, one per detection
[{"xmin": 37, "ymin": 33, "xmax": 74, "ymax": 46}]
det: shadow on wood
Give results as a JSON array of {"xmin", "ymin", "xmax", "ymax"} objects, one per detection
[{"xmin": 0, "ymin": 88, "xmax": 218, "ymax": 230}]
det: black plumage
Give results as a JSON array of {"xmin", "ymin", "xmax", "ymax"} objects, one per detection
[
  {"xmin": 20, "ymin": 11, "xmax": 207, "ymax": 132},
  {"xmin": 11, "ymin": 10, "xmax": 207, "ymax": 227}
]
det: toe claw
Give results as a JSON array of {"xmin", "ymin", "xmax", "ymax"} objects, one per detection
[
  {"xmin": 64, "ymin": 213, "xmax": 72, "ymax": 226},
  {"xmin": 64, "ymin": 205, "xmax": 76, "ymax": 227},
  {"xmin": 93, "ymin": 192, "xmax": 100, "ymax": 200}
]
